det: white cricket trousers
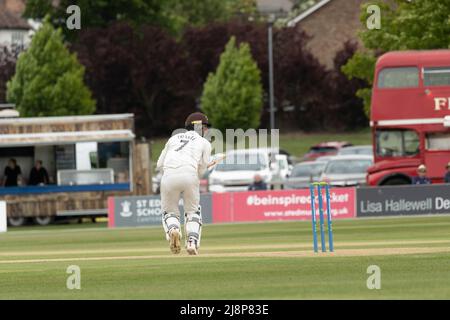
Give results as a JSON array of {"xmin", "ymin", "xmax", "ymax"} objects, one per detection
[{"xmin": 160, "ymin": 167, "xmax": 200, "ymax": 215}]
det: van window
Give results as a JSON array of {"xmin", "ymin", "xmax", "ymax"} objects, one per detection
[
  {"xmin": 423, "ymin": 67, "xmax": 450, "ymax": 86},
  {"xmin": 378, "ymin": 67, "xmax": 419, "ymax": 88}
]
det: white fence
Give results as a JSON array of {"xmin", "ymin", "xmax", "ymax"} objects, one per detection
[{"xmin": 0, "ymin": 201, "xmax": 6, "ymax": 233}]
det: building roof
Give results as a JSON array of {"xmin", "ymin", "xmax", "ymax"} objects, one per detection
[
  {"xmin": 287, "ymin": 0, "xmax": 331, "ymax": 26},
  {"xmin": 0, "ymin": 114, "xmax": 134, "ymax": 125},
  {"xmin": 0, "ymin": 10, "xmax": 29, "ymax": 30},
  {"xmin": 0, "ymin": 130, "xmax": 135, "ymax": 147}
]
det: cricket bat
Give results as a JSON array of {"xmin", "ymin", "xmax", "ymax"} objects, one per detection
[{"xmin": 207, "ymin": 154, "xmax": 226, "ymax": 169}]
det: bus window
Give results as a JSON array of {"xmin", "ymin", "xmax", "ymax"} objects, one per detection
[
  {"xmin": 426, "ymin": 133, "xmax": 450, "ymax": 150},
  {"xmin": 378, "ymin": 67, "xmax": 419, "ymax": 88},
  {"xmin": 376, "ymin": 129, "xmax": 419, "ymax": 157},
  {"xmin": 423, "ymin": 67, "xmax": 450, "ymax": 86}
]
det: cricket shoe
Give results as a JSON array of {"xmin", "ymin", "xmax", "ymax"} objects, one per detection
[
  {"xmin": 186, "ymin": 238, "xmax": 199, "ymax": 256},
  {"xmin": 169, "ymin": 228, "xmax": 181, "ymax": 254}
]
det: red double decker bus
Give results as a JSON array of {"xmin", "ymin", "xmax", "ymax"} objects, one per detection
[{"xmin": 367, "ymin": 50, "xmax": 450, "ymax": 185}]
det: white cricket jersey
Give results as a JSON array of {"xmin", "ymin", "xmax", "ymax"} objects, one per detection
[{"xmin": 157, "ymin": 131, "xmax": 212, "ymax": 175}]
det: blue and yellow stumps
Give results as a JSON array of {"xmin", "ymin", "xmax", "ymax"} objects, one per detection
[
  {"xmin": 309, "ymin": 184, "xmax": 318, "ymax": 253},
  {"xmin": 309, "ymin": 182, "xmax": 334, "ymax": 253}
]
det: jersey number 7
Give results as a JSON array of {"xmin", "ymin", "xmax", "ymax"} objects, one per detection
[{"xmin": 175, "ymin": 139, "xmax": 189, "ymax": 152}]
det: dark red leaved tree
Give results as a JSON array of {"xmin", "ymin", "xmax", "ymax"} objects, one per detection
[
  {"xmin": 325, "ymin": 41, "xmax": 369, "ymax": 130},
  {"xmin": 0, "ymin": 46, "xmax": 18, "ymax": 103},
  {"xmin": 272, "ymin": 27, "xmax": 330, "ymax": 131},
  {"xmin": 73, "ymin": 21, "xmax": 367, "ymax": 136},
  {"xmin": 181, "ymin": 20, "xmax": 330, "ymax": 131},
  {"xmin": 181, "ymin": 20, "xmax": 268, "ymax": 97},
  {"xmin": 73, "ymin": 22, "xmax": 195, "ymax": 137}
]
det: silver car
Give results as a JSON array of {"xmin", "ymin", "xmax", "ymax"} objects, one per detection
[
  {"xmin": 338, "ymin": 145, "xmax": 373, "ymax": 157},
  {"xmin": 284, "ymin": 161, "xmax": 327, "ymax": 189},
  {"xmin": 320, "ymin": 155, "xmax": 373, "ymax": 186}
]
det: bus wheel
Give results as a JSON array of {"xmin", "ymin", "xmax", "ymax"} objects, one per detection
[
  {"xmin": 33, "ymin": 216, "xmax": 54, "ymax": 226},
  {"xmin": 7, "ymin": 217, "xmax": 27, "ymax": 227},
  {"xmin": 381, "ymin": 177, "xmax": 410, "ymax": 186}
]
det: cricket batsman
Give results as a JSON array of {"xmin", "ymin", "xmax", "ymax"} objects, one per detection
[{"xmin": 156, "ymin": 112, "xmax": 212, "ymax": 255}]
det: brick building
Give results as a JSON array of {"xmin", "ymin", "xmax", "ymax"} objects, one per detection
[
  {"xmin": 0, "ymin": 0, "xmax": 24, "ymax": 13},
  {"xmin": 0, "ymin": 0, "xmax": 30, "ymax": 47},
  {"xmin": 288, "ymin": 0, "xmax": 370, "ymax": 69}
]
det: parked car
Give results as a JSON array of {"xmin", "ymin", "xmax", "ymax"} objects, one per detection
[
  {"xmin": 275, "ymin": 154, "xmax": 291, "ymax": 178},
  {"xmin": 320, "ymin": 155, "xmax": 373, "ymax": 186},
  {"xmin": 301, "ymin": 141, "xmax": 353, "ymax": 161},
  {"xmin": 283, "ymin": 161, "xmax": 327, "ymax": 189},
  {"xmin": 268, "ymin": 154, "xmax": 292, "ymax": 189},
  {"xmin": 208, "ymin": 149, "xmax": 276, "ymax": 192},
  {"xmin": 315, "ymin": 155, "xmax": 335, "ymax": 162},
  {"xmin": 279, "ymin": 149, "xmax": 296, "ymax": 165},
  {"xmin": 338, "ymin": 145, "xmax": 373, "ymax": 157}
]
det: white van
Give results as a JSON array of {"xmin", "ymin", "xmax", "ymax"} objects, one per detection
[{"xmin": 208, "ymin": 149, "xmax": 276, "ymax": 192}]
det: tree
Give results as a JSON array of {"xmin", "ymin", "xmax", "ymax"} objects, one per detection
[
  {"xmin": 182, "ymin": 21, "xmax": 331, "ymax": 131},
  {"xmin": 325, "ymin": 41, "xmax": 368, "ymax": 130},
  {"xmin": 272, "ymin": 27, "xmax": 330, "ymax": 131},
  {"xmin": 0, "ymin": 46, "xmax": 18, "ymax": 103},
  {"xmin": 23, "ymin": 0, "xmax": 256, "ymax": 40},
  {"xmin": 201, "ymin": 36, "xmax": 263, "ymax": 133},
  {"xmin": 165, "ymin": 0, "xmax": 257, "ymax": 34},
  {"xmin": 181, "ymin": 20, "xmax": 267, "ymax": 95},
  {"xmin": 7, "ymin": 20, "xmax": 95, "ymax": 116},
  {"xmin": 281, "ymin": 1, "xmax": 322, "ymax": 24},
  {"xmin": 343, "ymin": 0, "xmax": 450, "ymax": 115},
  {"xmin": 166, "ymin": 0, "xmax": 240, "ymax": 34},
  {"xmin": 72, "ymin": 18, "xmax": 358, "ymax": 135},
  {"xmin": 73, "ymin": 22, "xmax": 194, "ymax": 137},
  {"xmin": 228, "ymin": 0, "xmax": 257, "ymax": 17},
  {"xmin": 341, "ymin": 52, "xmax": 376, "ymax": 117},
  {"xmin": 24, "ymin": 0, "xmax": 172, "ymax": 40}
]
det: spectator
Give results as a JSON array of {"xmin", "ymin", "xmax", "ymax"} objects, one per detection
[
  {"xmin": 3, "ymin": 159, "xmax": 22, "ymax": 187},
  {"xmin": 29, "ymin": 160, "xmax": 50, "ymax": 186},
  {"xmin": 248, "ymin": 174, "xmax": 267, "ymax": 191},
  {"xmin": 445, "ymin": 162, "xmax": 450, "ymax": 184},
  {"xmin": 412, "ymin": 164, "xmax": 431, "ymax": 185}
]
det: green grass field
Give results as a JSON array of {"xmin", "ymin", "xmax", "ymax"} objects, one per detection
[{"xmin": 1, "ymin": 215, "xmax": 450, "ymax": 299}]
